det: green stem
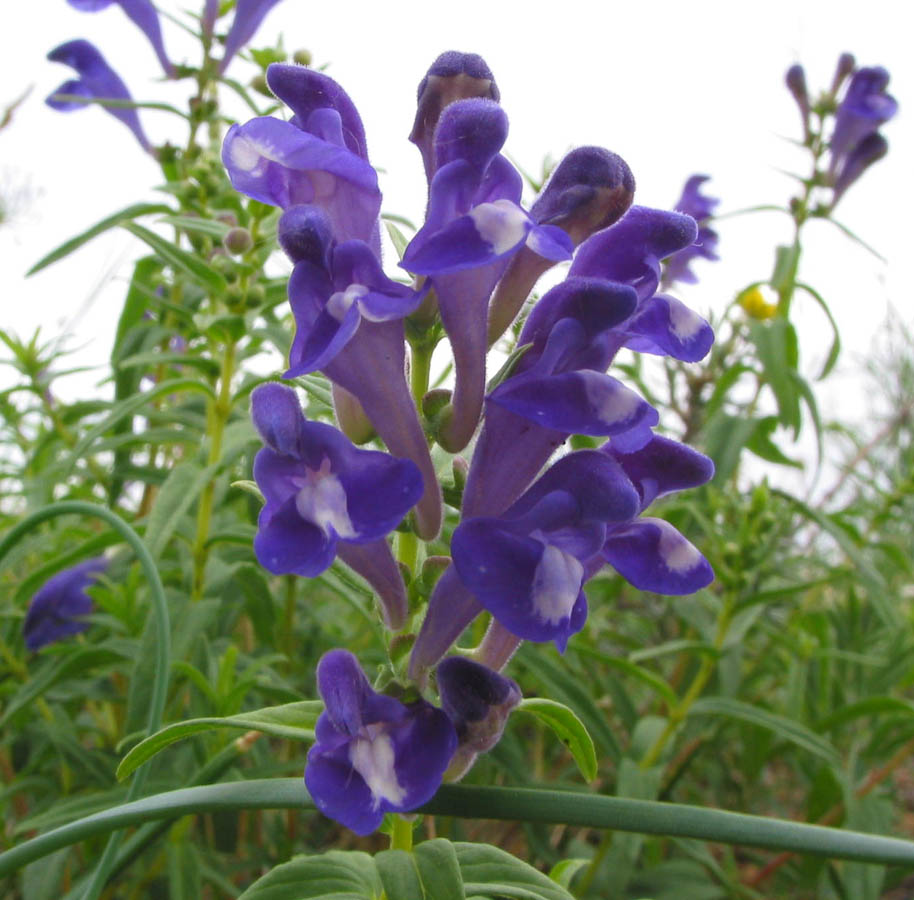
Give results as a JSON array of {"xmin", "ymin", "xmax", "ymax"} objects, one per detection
[
  {"xmin": 390, "ymin": 815, "xmax": 414, "ymax": 852},
  {"xmin": 191, "ymin": 339, "xmax": 236, "ymax": 601},
  {"xmin": 410, "ymin": 340, "xmax": 433, "ymax": 409},
  {"xmin": 7, "ymin": 781, "xmax": 914, "ymax": 877}
]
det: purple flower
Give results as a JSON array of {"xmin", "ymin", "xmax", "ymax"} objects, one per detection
[
  {"xmin": 250, "ymin": 383, "xmax": 423, "ymax": 584},
  {"xmin": 66, "ymin": 0, "xmax": 174, "ymax": 77},
  {"xmin": 305, "ymin": 649, "xmax": 456, "ymax": 835},
  {"xmin": 785, "ymin": 64, "xmax": 810, "ymax": 140},
  {"xmin": 401, "ymin": 98, "xmax": 572, "ymax": 452},
  {"xmin": 222, "ymin": 65, "xmax": 381, "ymax": 248},
  {"xmin": 661, "ymin": 176, "xmax": 720, "ymax": 289},
  {"xmin": 451, "ymin": 450, "xmax": 640, "ymax": 651},
  {"xmin": 218, "ymin": 0, "xmax": 284, "ymax": 74},
  {"xmin": 24, "ymin": 558, "xmax": 108, "ymax": 651},
  {"xmin": 600, "ymin": 434, "xmax": 715, "ymax": 594},
  {"xmin": 410, "ymin": 50, "xmax": 500, "ymax": 181},
  {"xmin": 46, "ymin": 39, "xmax": 151, "ymax": 152},
  {"xmin": 276, "ymin": 206, "xmax": 442, "ymax": 541},
  {"xmin": 488, "ymin": 146, "xmax": 636, "ymax": 344},
  {"xmin": 437, "ymin": 656, "xmax": 521, "ymax": 779},
  {"xmin": 462, "ymin": 206, "xmax": 708, "ymax": 523},
  {"xmin": 828, "ymin": 66, "xmax": 896, "ymax": 202}
]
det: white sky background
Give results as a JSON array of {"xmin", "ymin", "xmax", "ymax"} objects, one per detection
[{"xmin": 1, "ymin": 0, "xmax": 911, "ymax": 491}]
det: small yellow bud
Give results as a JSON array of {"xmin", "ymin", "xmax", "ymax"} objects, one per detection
[{"xmin": 739, "ymin": 287, "xmax": 778, "ymax": 320}]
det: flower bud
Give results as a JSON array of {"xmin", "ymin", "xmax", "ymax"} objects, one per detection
[
  {"xmin": 410, "ymin": 51, "xmax": 500, "ymax": 180},
  {"xmin": 830, "ymin": 52, "xmax": 856, "ymax": 95},
  {"xmin": 437, "ymin": 656, "xmax": 522, "ymax": 781},
  {"xmin": 785, "ymin": 64, "xmax": 811, "ymax": 139},
  {"xmin": 223, "ymin": 226, "xmax": 254, "ymax": 255},
  {"xmin": 293, "ymin": 48, "xmax": 313, "ymax": 66}
]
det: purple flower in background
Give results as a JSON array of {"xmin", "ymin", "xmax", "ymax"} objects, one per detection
[
  {"xmin": 218, "ymin": 0, "xmax": 284, "ymax": 74},
  {"xmin": 828, "ymin": 66, "xmax": 897, "ymax": 203},
  {"xmin": 401, "ymin": 98, "xmax": 572, "ymax": 452},
  {"xmin": 46, "ymin": 39, "xmax": 151, "ymax": 152},
  {"xmin": 661, "ymin": 176, "xmax": 720, "ymax": 289},
  {"xmin": 222, "ymin": 65, "xmax": 381, "ymax": 248},
  {"xmin": 276, "ymin": 206, "xmax": 442, "ymax": 541},
  {"xmin": 66, "ymin": 0, "xmax": 173, "ymax": 77},
  {"xmin": 600, "ymin": 434, "xmax": 715, "ymax": 594},
  {"xmin": 305, "ymin": 650, "xmax": 456, "ymax": 835},
  {"xmin": 24, "ymin": 558, "xmax": 108, "ymax": 651},
  {"xmin": 250, "ymin": 383, "xmax": 423, "ymax": 581}
]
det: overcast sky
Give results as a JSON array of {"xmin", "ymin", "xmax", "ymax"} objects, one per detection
[{"xmin": 1, "ymin": 0, "xmax": 911, "ymax": 476}]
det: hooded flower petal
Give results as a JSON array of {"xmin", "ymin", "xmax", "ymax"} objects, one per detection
[
  {"xmin": 67, "ymin": 0, "xmax": 174, "ymax": 77},
  {"xmin": 24, "ymin": 558, "xmax": 108, "ymax": 651},
  {"xmin": 662, "ymin": 176, "xmax": 720, "ymax": 289},
  {"xmin": 222, "ymin": 116, "xmax": 381, "ymax": 243},
  {"xmin": 829, "ymin": 66, "xmax": 897, "ymax": 175},
  {"xmin": 218, "ymin": 0, "xmax": 284, "ymax": 74},
  {"xmin": 306, "ymin": 650, "xmax": 456, "ymax": 835},
  {"xmin": 410, "ymin": 51, "xmax": 500, "ymax": 179},
  {"xmin": 46, "ymin": 39, "xmax": 151, "ymax": 152}
]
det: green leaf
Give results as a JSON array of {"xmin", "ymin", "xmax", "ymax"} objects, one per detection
[
  {"xmin": 123, "ymin": 222, "xmax": 227, "ymax": 294},
  {"xmin": 749, "ymin": 318, "xmax": 801, "ymax": 434},
  {"xmin": 27, "ymin": 203, "xmax": 173, "ymax": 275},
  {"xmin": 814, "ymin": 696, "xmax": 914, "ymax": 733},
  {"xmin": 547, "ymin": 858, "xmax": 589, "ymax": 890},
  {"xmin": 689, "ymin": 696, "xmax": 840, "ymax": 764},
  {"xmin": 516, "ymin": 646, "xmax": 620, "ymax": 762},
  {"xmin": 702, "ymin": 412, "xmax": 762, "ymax": 483},
  {"xmin": 384, "ymin": 220, "xmax": 410, "ymax": 260},
  {"xmin": 796, "ymin": 282, "xmax": 842, "ymax": 379},
  {"xmin": 116, "ymin": 350, "xmax": 221, "ymax": 376},
  {"xmin": 413, "ymin": 839, "xmax": 464, "ymax": 900},
  {"xmin": 770, "ymin": 242, "xmax": 800, "ymax": 294},
  {"xmin": 517, "ymin": 698, "xmax": 597, "ymax": 782},
  {"xmin": 143, "ymin": 459, "xmax": 220, "ymax": 558},
  {"xmin": 0, "ymin": 648, "xmax": 127, "ymax": 729},
  {"xmin": 237, "ymin": 850, "xmax": 383, "ymax": 899},
  {"xmin": 456, "ymin": 842, "xmax": 575, "ymax": 900},
  {"xmin": 116, "ymin": 701, "xmax": 322, "ymax": 780},
  {"xmin": 374, "ymin": 850, "xmax": 426, "ymax": 900},
  {"xmin": 576, "ymin": 645, "xmax": 679, "ymax": 709},
  {"xmin": 157, "ymin": 214, "xmax": 232, "ymax": 240},
  {"xmin": 744, "ymin": 416, "xmax": 802, "ymax": 468}
]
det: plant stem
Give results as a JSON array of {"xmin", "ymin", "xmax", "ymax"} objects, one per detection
[
  {"xmin": 191, "ymin": 339, "xmax": 236, "ymax": 601},
  {"xmin": 390, "ymin": 815, "xmax": 414, "ymax": 852}
]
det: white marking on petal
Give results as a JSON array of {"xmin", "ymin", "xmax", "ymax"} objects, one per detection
[
  {"xmin": 585, "ymin": 378, "xmax": 643, "ymax": 426},
  {"xmin": 349, "ymin": 730, "xmax": 406, "ymax": 809},
  {"xmin": 531, "ymin": 544, "xmax": 584, "ymax": 625},
  {"xmin": 326, "ymin": 284, "xmax": 369, "ymax": 323},
  {"xmin": 468, "ymin": 199, "xmax": 530, "ymax": 255},
  {"xmin": 653, "ymin": 518, "xmax": 702, "ymax": 573},
  {"xmin": 228, "ymin": 133, "xmax": 268, "ymax": 173},
  {"xmin": 295, "ymin": 457, "xmax": 357, "ymax": 538},
  {"xmin": 668, "ymin": 299, "xmax": 705, "ymax": 341}
]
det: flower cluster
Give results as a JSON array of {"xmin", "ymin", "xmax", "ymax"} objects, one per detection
[
  {"xmin": 786, "ymin": 54, "xmax": 898, "ymax": 207},
  {"xmin": 45, "ymin": 0, "xmax": 285, "ymax": 151},
  {"xmin": 226, "ymin": 50, "xmax": 715, "ymax": 835}
]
